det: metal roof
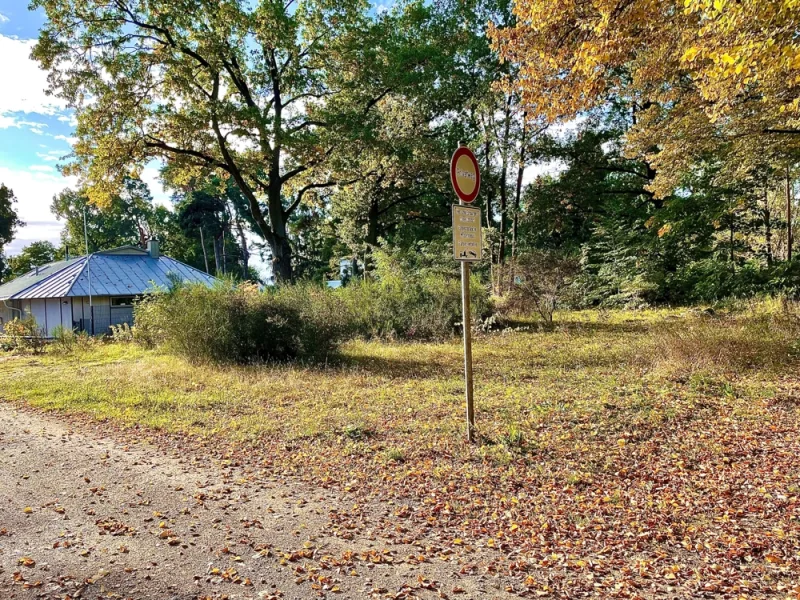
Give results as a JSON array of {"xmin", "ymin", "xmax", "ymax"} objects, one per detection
[
  {"xmin": 0, "ymin": 247, "xmax": 218, "ymax": 300},
  {"xmin": 0, "ymin": 258, "xmax": 84, "ymax": 300}
]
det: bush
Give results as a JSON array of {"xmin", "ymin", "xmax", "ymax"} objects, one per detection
[
  {"xmin": 3, "ymin": 317, "xmax": 46, "ymax": 354},
  {"xmin": 109, "ymin": 323, "xmax": 135, "ymax": 343},
  {"xmin": 133, "ymin": 252, "xmax": 494, "ymax": 363},
  {"xmin": 503, "ymin": 251, "xmax": 580, "ymax": 322},
  {"xmin": 51, "ymin": 325, "xmax": 94, "ymax": 353},
  {"xmin": 134, "ymin": 281, "xmax": 345, "ymax": 364},
  {"xmin": 336, "ymin": 251, "xmax": 491, "ymax": 340}
]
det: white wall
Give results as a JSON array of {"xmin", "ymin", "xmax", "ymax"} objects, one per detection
[{"xmin": 17, "ymin": 297, "xmax": 74, "ymax": 337}]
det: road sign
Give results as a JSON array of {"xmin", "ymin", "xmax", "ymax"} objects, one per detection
[
  {"xmin": 450, "ymin": 147, "xmax": 480, "ymax": 204},
  {"xmin": 452, "ymin": 205, "xmax": 482, "ymax": 261},
  {"xmin": 450, "ymin": 144, "xmax": 481, "ymax": 443}
]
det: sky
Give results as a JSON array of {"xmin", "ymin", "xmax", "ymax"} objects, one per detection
[
  {"xmin": 0, "ymin": 2, "xmax": 172, "ymax": 257},
  {"xmin": 0, "ymin": 0, "xmax": 564, "ymax": 274}
]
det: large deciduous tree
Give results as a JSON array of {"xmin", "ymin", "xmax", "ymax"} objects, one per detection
[
  {"xmin": 489, "ymin": 0, "xmax": 800, "ymax": 198},
  {"xmin": 51, "ymin": 177, "xmax": 158, "ymax": 252},
  {"xmin": 32, "ymin": 0, "xmax": 391, "ymax": 282}
]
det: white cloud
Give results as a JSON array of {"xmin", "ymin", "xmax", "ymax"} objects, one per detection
[
  {"xmin": 0, "ymin": 115, "xmax": 49, "ymax": 131},
  {"xmin": 54, "ymin": 134, "xmax": 77, "ymax": 145},
  {"xmin": 57, "ymin": 114, "xmax": 78, "ymax": 126},
  {"xmin": 36, "ymin": 151, "xmax": 66, "ymax": 162},
  {"xmin": 0, "ymin": 13, "xmax": 9, "ymax": 24},
  {"xmin": 0, "ymin": 166, "xmax": 76, "ymax": 255},
  {"xmin": 30, "ymin": 165, "xmax": 56, "ymax": 172},
  {"xmin": 0, "ymin": 35, "xmax": 67, "ymax": 120}
]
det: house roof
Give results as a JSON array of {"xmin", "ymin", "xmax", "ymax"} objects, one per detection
[{"xmin": 0, "ymin": 246, "xmax": 218, "ymax": 300}]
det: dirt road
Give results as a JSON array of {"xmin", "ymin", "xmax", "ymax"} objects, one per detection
[{"xmin": 0, "ymin": 405, "xmax": 513, "ymax": 600}]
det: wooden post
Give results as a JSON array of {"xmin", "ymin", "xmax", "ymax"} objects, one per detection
[
  {"xmin": 459, "ymin": 196, "xmax": 476, "ymax": 443},
  {"xmin": 460, "ymin": 248, "xmax": 475, "ymax": 443},
  {"xmin": 451, "ymin": 144, "xmax": 480, "ymax": 444}
]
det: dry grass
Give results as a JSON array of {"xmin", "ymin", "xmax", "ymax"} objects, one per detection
[{"xmin": 1, "ymin": 304, "xmax": 799, "ymax": 596}]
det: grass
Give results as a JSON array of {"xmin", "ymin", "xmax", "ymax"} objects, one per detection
[{"xmin": 1, "ymin": 303, "xmax": 799, "ymax": 596}]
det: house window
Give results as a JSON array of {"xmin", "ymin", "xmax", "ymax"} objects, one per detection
[{"xmin": 111, "ymin": 296, "xmax": 135, "ymax": 307}]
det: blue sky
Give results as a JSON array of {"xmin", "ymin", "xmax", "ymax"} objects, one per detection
[{"xmin": 0, "ymin": 0, "xmax": 172, "ymax": 258}]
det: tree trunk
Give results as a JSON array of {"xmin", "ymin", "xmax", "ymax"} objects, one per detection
[
  {"xmin": 484, "ymin": 135, "xmax": 493, "ymax": 227},
  {"xmin": 267, "ymin": 176, "xmax": 293, "ymax": 283},
  {"xmin": 234, "ymin": 217, "xmax": 249, "ymax": 279},
  {"xmin": 271, "ymin": 236, "xmax": 293, "ymax": 283},
  {"xmin": 512, "ymin": 138, "xmax": 526, "ymax": 260},
  {"xmin": 510, "ymin": 114, "xmax": 528, "ymax": 290},
  {"xmin": 496, "ymin": 98, "xmax": 512, "ymax": 294},
  {"xmin": 221, "ymin": 228, "xmax": 227, "ymax": 275},
  {"xmin": 199, "ymin": 227, "xmax": 210, "ymax": 274},
  {"xmin": 764, "ymin": 187, "xmax": 773, "ymax": 266},
  {"xmin": 364, "ymin": 197, "xmax": 379, "ymax": 277},
  {"xmin": 213, "ymin": 236, "xmax": 222, "ymax": 275},
  {"xmin": 764, "ymin": 186, "xmax": 773, "ymax": 267},
  {"xmin": 787, "ymin": 165, "xmax": 793, "ymax": 262},
  {"xmin": 483, "ymin": 123, "xmax": 495, "ymax": 292}
]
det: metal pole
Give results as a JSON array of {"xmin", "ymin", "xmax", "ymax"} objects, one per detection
[
  {"xmin": 83, "ymin": 208, "xmax": 93, "ymax": 335},
  {"xmin": 460, "ymin": 201, "xmax": 476, "ymax": 443}
]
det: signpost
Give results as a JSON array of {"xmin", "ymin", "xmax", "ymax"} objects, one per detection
[{"xmin": 450, "ymin": 145, "xmax": 481, "ymax": 442}]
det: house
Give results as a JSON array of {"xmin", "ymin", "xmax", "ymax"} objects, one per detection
[{"xmin": 0, "ymin": 241, "xmax": 217, "ymax": 337}]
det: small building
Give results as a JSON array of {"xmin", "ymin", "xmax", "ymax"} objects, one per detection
[{"xmin": 0, "ymin": 241, "xmax": 217, "ymax": 337}]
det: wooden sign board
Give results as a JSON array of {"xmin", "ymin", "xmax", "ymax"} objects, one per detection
[{"xmin": 452, "ymin": 205, "xmax": 482, "ymax": 261}]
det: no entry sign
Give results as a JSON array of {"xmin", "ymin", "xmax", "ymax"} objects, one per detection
[{"xmin": 450, "ymin": 146, "xmax": 480, "ymax": 204}]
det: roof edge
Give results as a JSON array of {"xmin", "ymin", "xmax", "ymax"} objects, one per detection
[
  {"xmin": 2, "ymin": 257, "xmax": 86, "ymax": 301},
  {"xmin": 159, "ymin": 255, "xmax": 221, "ymax": 284},
  {"xmin": 61, "ymin": 255, "xmax": 91, "ymax": 299}
]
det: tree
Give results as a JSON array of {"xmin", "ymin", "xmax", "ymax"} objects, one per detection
[
  {"xmin": 7, "ymin": 242, "xmax": 59, "ymax": 279},
  {"xmin": 0, "ymin": 184, "xmax": 23, "ymax": 279},
  {"xmin": 489, "ymin": 0, "xmax": 800, "ymax": 199},
  {"xmin": 51, "ymin": 177, "xmax": 158, "ymax": 253},
  {"xmin": 32, "ymin": 0, "xmax": 429, "ymax": 282}
]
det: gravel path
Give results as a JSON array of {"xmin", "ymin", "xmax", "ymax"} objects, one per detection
[{"xmin": 0, "ymin": 404, "xmax": 514, "ymax": 599}]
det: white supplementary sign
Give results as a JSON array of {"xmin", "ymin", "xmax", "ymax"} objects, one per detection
[{"xmin": 452, "ymin": 205, "xmax": 482, "ymax": 261}]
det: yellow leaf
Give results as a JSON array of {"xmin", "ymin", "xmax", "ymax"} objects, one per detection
[{"xmin": 682, "ymin": 47, "xmax": 700, "ymax": 63}]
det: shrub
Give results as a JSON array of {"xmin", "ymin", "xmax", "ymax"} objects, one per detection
[
  {"xmin": 134, "ymin": 281, "xmax": 343, "ymax": 364},
  {"xmin": 51, "ymin": 325, "xmax": 76, "ymax": 352},
  {"xmin": 3, "ymin": 317, "xmax": 46, "ymax": 354},
  {"xmin": 133, "ymin": 252, "xmax": 493, "ymax": 364},
  {"xmin": 336, "ymin": 251, "xmax": 491, "ymax": 340},
  {"xmin": 51, "ymin": 325, "xmax": 94, "ymax": 353},
  {"xmin": 109, "ymin": 323, "xmax": 135, "ymax": 343},
  {"xmin": 272, "ymin": 282, "xmax": 351, "ymax": 354},
  {"xmin": 504, "ymin": 251, "xmax": 580, "ymax": 322}
]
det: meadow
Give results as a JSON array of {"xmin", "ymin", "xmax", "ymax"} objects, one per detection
[{"xmin": 1, "ymin": 303, "xmax": 799, "ymax": 597}]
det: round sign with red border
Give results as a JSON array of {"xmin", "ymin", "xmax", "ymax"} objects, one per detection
[{"xmin": 450, "ymin": 147, "xmax": 480, "ymax": 203}]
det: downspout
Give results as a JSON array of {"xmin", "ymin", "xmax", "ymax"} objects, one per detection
[{"xmin": 3, "ymin": 299, "xmax": 22, "ymax": 320}]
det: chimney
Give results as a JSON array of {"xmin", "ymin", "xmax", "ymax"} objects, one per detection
[{"xmin": 147, "ymin": 239, "xmax": 160, "ymax": 259}]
